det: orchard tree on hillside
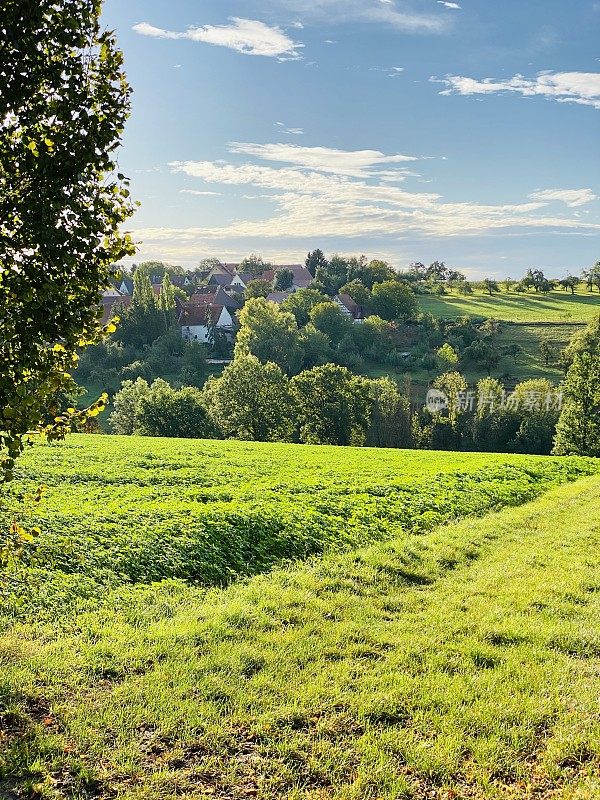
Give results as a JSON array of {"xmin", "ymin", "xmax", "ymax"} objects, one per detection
[
  {"xmin": 369, "ymin": 281, "xmax": 418, "ymax": 321},
  {"xmin": 559, "ymin": 275, "xmax": 579, "ymax": 294},
  {"xmin": 583, "ymin": 262, "xmax": 600, "ymax": 292},
  {"xmin": 483, "ymin": 278, "xmax": 500, "ymax": 296},
  {"xmin": 539, "ymin": 340, "xmax": 558, "ymax": 367},
  {"xmin": 0, "ymin": 0, "xmax": 135, "ymax": 480},
  {"xmin": 504, "ymin": 343, "xmax": 523, "ymax": 364}
]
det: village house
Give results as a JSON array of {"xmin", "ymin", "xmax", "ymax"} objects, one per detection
[
  {"xmin": 178, "ymin": 286, "xmax": 241, "ymax": 343},
  {"xmin": 334, "ymin": 293, "xmax": 365, "ymax": 322},
  {"xmin": 266, "ymin": 291, "xmax": 292, "ymax": 304},
  {"xmin": 179, "ymin": 303, "xmax": 236, "ymax": 343},
  {"xmin": 100, "ymin": 289, "xmax": 131, "ymax": 324}
]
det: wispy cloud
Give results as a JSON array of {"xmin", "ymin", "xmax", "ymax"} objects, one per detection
[
  {"xmin": 275, "ymin": 122, "xmax": 305, "ymax": 135},
  {"xmin": 273, "ymin": 1, "xmax": 449, "ymax": 33},
  {"xmin": 370, "ymin": 65, "xmax": 405, "ymax": 77},
  {"xmin": 132, "ymin": 18, "xmax": 303, "ymax": 59},
  {"xmin": 528, "ymin": 189, "xmax": 598, "ymax": 207},
  {"xmin": 180, "ymin": 189, "xmax": 222, "ymax": 196},
  {"xmin": 437, "ymin": 1, "xmax": 461, "ymax": 8},
  {"xmin": 131, "ymin": 142, "xmax": 600, "ymax": 251},
  {"xmin": 432, "ymin": 71, "xmax": 600, "ymax": 109},
  {"xmin": 226, "ymin": 142, "xmax": 420, "ymax": 177}
]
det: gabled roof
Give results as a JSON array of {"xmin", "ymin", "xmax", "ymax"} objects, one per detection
[
  {"xmin": 266, "ymin": 291, "xmax": 292, "ymax": 304},
  {"xmin": 179, "ymin": 304, "xmax": 220, "ymax": 327},
  {"xmin": 336, "ymin": 293, "xmax": 359, "ymax": 312},
  {"xmin": 115, "ymin": 277, "xmax": 134, "ymax": 295},
  {"xmin": 100, "ymin": 295, "xmax": 131, "ymax": 324},
  {"xmin": 262, "ymin": 265, "xmax": 312, "ymax": 288},
  {"xmin": 230, "ymin": 273, "xmax": 254, "ymax": 286},
  {"xmin": 189, "ymin": 286, "xmax": 241, "ymax": 309},
  {"xmin": 335, "ymin": 293, "xmax": 365, "ymax": 318},
  {"xmin": 208, "ymin": 274, "xmax": 232, "ymax": 286}
]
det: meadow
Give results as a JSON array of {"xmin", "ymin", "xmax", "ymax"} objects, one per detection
[
  {"xmin": 418, "ymin": 288, "xmax": 600, "ymax": 323},
  {"xmin": 1, "ymin": 436, "xmax": 597, "ymax": 618},
  {"xmin": 0, "ymin": 436, "xmax": 599, "ymax": 798}
]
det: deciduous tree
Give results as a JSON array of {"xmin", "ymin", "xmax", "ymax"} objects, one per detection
[
  {"xmin": 0, "ymin": 0, "xmax": 135, "ymax": 478},
  {"xmin": 235, "ymin": 298, "xmax": 303, "ymax": 375},
  {"xmin": 369, "ymin": 281, "xmax": 417, "ymax": 321},
  {"xmin": 204, "ymin": 355, "xmax": 295, "ymax": 442}
]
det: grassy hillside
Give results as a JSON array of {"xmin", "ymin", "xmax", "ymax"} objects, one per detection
[
  {"xmin": 2, "ymin": 460, "xmax": 600, "ymax": 798},
  {"xmin": 372, "ymin": 321, "xmax": 585, "ymax": 391},
  {"xmin": 418, "ymin": 289, "xmax": 600, "ymax": 323},
  {"xmin": 1, "ymin": 436, "xmax": 597, "ymax": 616}
]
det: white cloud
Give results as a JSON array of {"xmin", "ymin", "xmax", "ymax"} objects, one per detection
[
  {"xmin": 132, "ymin": 18, "xmax": 303, "ymax": 59},
  {"xmin": 226, "ymin": 142, "xmax": 420, "ymax": 177},
  {"xmin": 528, "ymin": 189, "xmax": 598, "ymax": 207},
  {"xmin": 433, "ymin": 71, "xmax": 600, "ymax": 109},
  {"xmin": 438, "ymin": 1, "xmax": 461, "ymax": 8},
  {"xmin": 180, "ymin": 189, "xmax": 222, "ymax": 196},
  {"xmin": 371, "ymin": 65, "xmax": 405, "ymax": 77},
  {"xmin": 145, "ymin": 143, "xmax": 600, "ymax": 248}
]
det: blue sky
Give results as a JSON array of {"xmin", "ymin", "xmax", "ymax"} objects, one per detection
[{"xmin": 102, "ymin": 0, "xmax": 600, "ymax": 278}]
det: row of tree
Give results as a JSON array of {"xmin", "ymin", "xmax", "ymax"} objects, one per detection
[
  {"xmin": 110, "ymin": 361, "xmax": 412, "ymax": 449},
  {"xmin": 108, "ymin": 314, "xmax": 600, "ymax": 456}
]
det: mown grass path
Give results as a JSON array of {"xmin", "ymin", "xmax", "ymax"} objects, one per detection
[{"xmin": 2, "ymin": 476, "xmax": 600, "ymax": 799}]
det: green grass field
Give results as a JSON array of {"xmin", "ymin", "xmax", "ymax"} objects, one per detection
[
  {"xmin": 418, "ymin": 289, "xmax": 600, "ymax": 323},
  {"xmin": 1, "ymin": 437, "xmax": 600, "ymax": 799},
  {"xmin": 1, "ymin": 436, "xmax": 596, "ymax": 617}
]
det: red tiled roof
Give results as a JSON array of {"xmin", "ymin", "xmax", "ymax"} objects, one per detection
[
  {"xmin": 189, "ymin": 287, "xmax": 241, "ymax": 309},
  {"xmin": 179, "ymin": 304, "xmax": 223, "ymax": 327},
  {"xmin": 100, "ymin": 295, "xmax": 131, "ymax": 324}
]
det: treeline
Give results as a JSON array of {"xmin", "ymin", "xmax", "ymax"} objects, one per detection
[
  {"xmin": 108, "ymin": 314, "xmax": 600, "ymax": 457},
  {"xmin": 110, "ymin": 361, "xmax": 411, "ymax": 448}
]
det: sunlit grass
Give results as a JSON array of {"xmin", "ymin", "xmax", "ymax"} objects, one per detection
[
  {"xmin": 419, "ymin": 289, "xmax": 600, "ymax": 323},
  {"xmin": 1, "ymin": 446, "xmax": 600, "ymax": 797}
]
